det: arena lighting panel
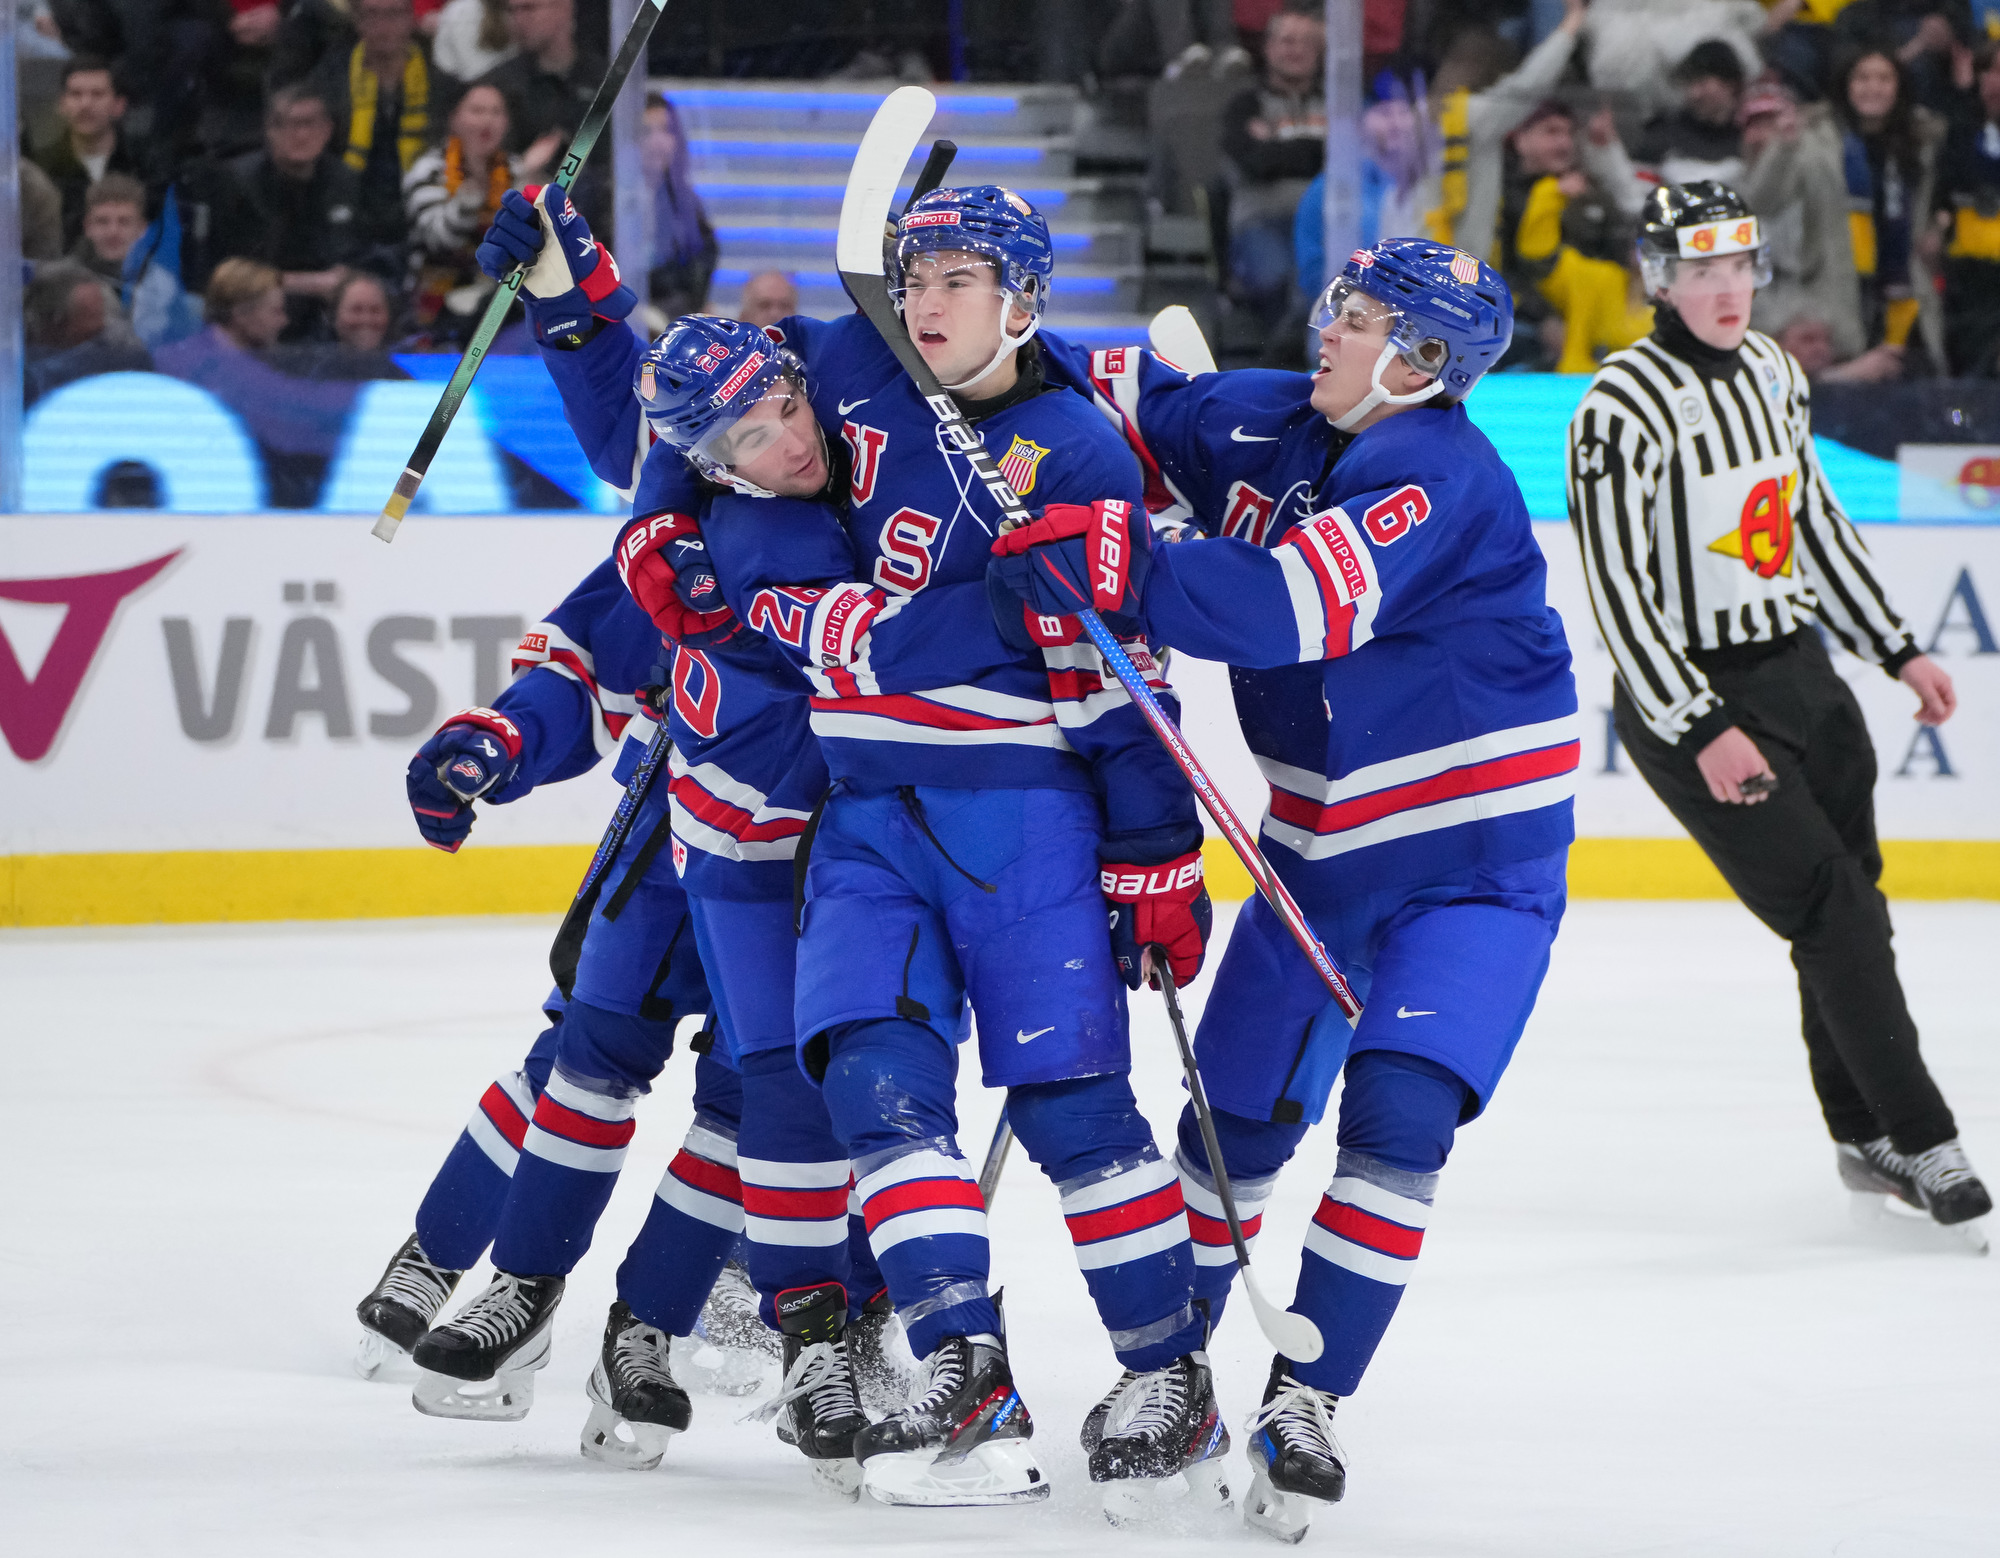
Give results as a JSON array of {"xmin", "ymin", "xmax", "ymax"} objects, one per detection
[
  {"xmin": 687, "ymin": 137, "xmax": 1045, "ymax": 162},
  {"xmin": 713, "ymin": 224, "xmax": 1091, "ymax": 251},
  {"xmin": 708, "ymin": 266, "xmax": 1116, "ymax": 293},
  {"xmin": 663, "ymin": 87, "xmax": 1019, "ymax": 114},
  {"xmin": 695, "ymin": 182, "xmax": 1069, "ymax": 207}
]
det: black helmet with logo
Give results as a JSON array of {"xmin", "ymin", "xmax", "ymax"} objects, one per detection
[{"xmin": 1636, "ymin": 180, "xmax": 1772, "ymax": 292}]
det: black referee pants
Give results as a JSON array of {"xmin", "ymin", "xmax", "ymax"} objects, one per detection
[{"xmin": 1614, "ymin": 630, "xmax": 1957, "ymax": 1154}]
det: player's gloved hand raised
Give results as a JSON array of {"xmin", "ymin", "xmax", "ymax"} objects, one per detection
[
  {"xmin": 1101, "ymin": 850, "xmax": 1211, "ymax": 990},
  {"xmin": 989, "ymin": 498, "xmax": 1150, "ymax": 620},
  {"xmin": 616, "ymin": 509, "xmax": 740, "ymax": 646},
  {"xmin": 475, "ymin": 185, "xmax": 635, "ymax": 345},
  {"xmin": 405, "ymin": 709, "xmax": 525, "ymax": 853}
]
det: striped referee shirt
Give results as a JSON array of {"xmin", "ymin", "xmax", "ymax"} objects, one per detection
[{"xmin": 1565, "ymin": 328, "xmax": 1916, "ymax": 747}]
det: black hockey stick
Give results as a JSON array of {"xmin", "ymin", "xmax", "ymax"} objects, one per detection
[
  {"xmin": 1159, "ymin": 965, "xmax": 1321, "ymax": 1359},
  {"xmin": 903, "ymin": 138, "xmax": 958, "ymax": 216},
  {"xmin": 373, "ymin": 0, "xmax": 672, "ymax": 542},
  {"xmin": 549, "ymin": 715, "xmax": 672, "ymax": 996},
  {"xmin": 837, "ymin": 89, "xmax": 1333, "ymax": 1361}
]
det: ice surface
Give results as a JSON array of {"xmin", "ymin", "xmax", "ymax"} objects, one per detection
[{"xmin": 3, "ymin": 901, "xmax": 1996, "ymax": 1555}]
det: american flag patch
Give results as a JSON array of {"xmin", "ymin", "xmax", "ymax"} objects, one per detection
[
  {"xmin": 1449, "ymin": 251, "xmax": 1479, "ymax": 285},
  {"xmin": 998, "ymin": 435, "xmax": 1051, "ymax": 495}
]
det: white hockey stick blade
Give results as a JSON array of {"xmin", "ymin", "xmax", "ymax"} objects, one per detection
[
  {"xmin": 835, "ymin": 86, "xmax": 937, "ymax": 276},
  {"xmin": 1148, "ymin": 305, "xmax": 1217, "ymax": 375},
  {"xmin": 1243, "ymin": 1267, "xmax": 1324, "ymax": 1362}
]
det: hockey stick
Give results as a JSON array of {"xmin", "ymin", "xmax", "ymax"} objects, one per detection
[
  {"xmin": 833, "ymin": 87, "xmax": 1363, "ymax": 1028},
  {"xmin": 1159, "ymin": 965, "xmax": 1323, "ymax": 1361},
  {"xmin": 1147, "ymin": 305, "xmax": 1217, "ymax": 375},
  {"xmin": 903, "ymin": 138, "xmax": 958, "ymax": 215},
  {"xmin": 976, "ymin": 1109, "xmax": 1013, "ymax": 1206},
  {"xmin": 549, "ymin": 714, "xmax": 672, "ymax": 996},
  {"xmin": 372, "ymin": 0, "xmax": 672, "ymax": 543}
]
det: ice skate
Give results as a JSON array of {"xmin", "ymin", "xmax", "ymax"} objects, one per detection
[
  {"xmin": 855, "ymin": 1333, "xmax": 1047, "ymax": 1507},
  {"xmin": 847, "ymin": 1285, "xmax": 917, "ymax": 1414},
  {"xmin": 1242, "ymin": 1356, "xmax": 1346, "ymax": 1544},
  {"xmin": 580, "ymin": 1300, "xmax": 692, "ymax": 1470},
  {"xmin": 410, "ymin": 1271, "xmax": 563, "ymax": 1421},
  {"xmin": 353, "ymin": 1233, "xmax": 464, "ymax": 1380},
  {"xmin": 1838, "ymin": 1138, "xmax": 1992, "ymax": 1253},
  {"xmin": 745, "ymin": 1282, "xmax": 871, "ymax": 1498},
  {"xmin": 1088, "ymin": 1352, "xmax": 1231, "ymax": 1527},
  {"xmin": 674, "ymin": 1259, "xmax": 776, "ymax": 1395}
]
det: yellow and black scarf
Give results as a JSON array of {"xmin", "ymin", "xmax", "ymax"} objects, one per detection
[{"xmin": 344, "ymin": 43, "xmax": 429, "ymax": 174}]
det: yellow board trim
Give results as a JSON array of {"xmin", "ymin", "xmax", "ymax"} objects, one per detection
[{"xmin": 5, "ymin": 838, "xmax": 1999, "ymax": 928}]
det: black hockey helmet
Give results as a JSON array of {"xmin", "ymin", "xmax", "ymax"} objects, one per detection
[{"xmin": 1636, "ymin": 180, "xmax": 1772, "ymax": 293}]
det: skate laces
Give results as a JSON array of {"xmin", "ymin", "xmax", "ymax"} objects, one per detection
[
  {"xmin": 444, "ymin": 1275, "xmax": 538, "ymax": 1348},
  {"xmin": 379, "ymin": 1243, "xmax": 459, "ymax": 1318},
  {"xmin": 1249, "ymin": 1374, "xmax": 1346, "ymax": 1468},
  {"xmin": 1908, "ymin": 1141, "xmax": 1980, "ymax": 1194},
  {"xmin": 899, "ymin": 1339, "xmax": 969, "ymax": 1421},
  {"xmin": 612, "ymin": 1317, "xmax": 675, "ymax": 1389},
  {"xmin": 745, "ymin": 1339, "xmax": 857, "ymax": 1425},
  {"xmin": 1103, "ymin": 1363, "xmax": 1187, "ymax": 1444}
]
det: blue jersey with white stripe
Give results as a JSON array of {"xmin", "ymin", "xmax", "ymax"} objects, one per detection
[{"xmin": 1040, "ymin": 333, "xmax": 1578, "ymax": 902}]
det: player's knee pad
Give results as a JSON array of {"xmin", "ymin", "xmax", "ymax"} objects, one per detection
[
  {"xmin": 689, "ymin": 1049, "xmax": 742, "ymax": 1133},
  {"xmin": 1336, "ymin": 1049, "xmax": 1471, "ymax": 1176},
  {"xmin": 551, "ymin": 997, "xmax": 677, "ymax": 1098},
  {"xmin": 819, "ymin": 1018, "xmax": 960, "ymax": 1161},
  {"xmin": 1004, "ymin": 1071, "xmax": 1156, "ymax": 1183},
  {"xmin": 519, "ymin": 995, "xmax": 565, "ymax": 1096}
]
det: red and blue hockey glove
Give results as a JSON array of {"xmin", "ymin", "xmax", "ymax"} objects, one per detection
[
  {"xmin": 616, "ymin": 509, "xmax": 740, "ymax": 646},
  {"xmin": 475, "ymin": 185, "xmax": 636, "ymax": 345},
  {"xmin": 405, "ymin": 708, "xmax": 524, "ymax": 853},
  {"xmin": 989, "ymin": 499, "xmax": 1150, "ymax": 620},
  {"xmin": 1101, "ymin": 849, "xmax": 1211, "ymax": 990}
]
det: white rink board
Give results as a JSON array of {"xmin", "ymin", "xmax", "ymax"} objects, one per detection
[{"xmin": 4, "ymin": 514, "xmax": 1999, "ymax": 855}]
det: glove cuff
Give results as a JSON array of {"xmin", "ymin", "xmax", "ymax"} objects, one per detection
[
  {"xmin": 1100, "ymin": 850, "xmax": 1205, "ymax": 902},
  {"xmin": 807, "ymin": 583, "xmax": 886, "ymax": 669},
  {"xmin": 439, "ymin": 706, "xmax": 524, "ymax": 761}
]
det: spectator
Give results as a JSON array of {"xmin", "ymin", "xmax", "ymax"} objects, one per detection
[
  {"xmin": 1774, "ymin": 313, "xmax": 1909, "ymax": 380},
  {"xmin": 642, "ymin": 92, "xmax": 716, "ymax": 320},
  {"xmin": 477, "ymin": 0, "xmax": 609, "ymax": 231},
  {"xmin": 1629, "ymin": 39, "xmax": 1749, "ymax": 186},
  {"xmin": 33, "ymin": 56, "xmax": 143, "ymax": 248},
  {"xmin": 330, "ymin": 269, "xmax": 396, "ymax": 349},
  {"xmin": 223, "ymin": 85, "xmax": 365, "ymax": 339},
  {"xmin": 24, "ymin": 261, "xmax": 109, "ymax": 350},
  {"xmin": 433, "ymin": 0, "xmax": 516, "ymax": 81},
  {"xmin": 1834, "ymin": 0, "xmax": 1974, "ymax": 112},
  {"xmin": 1834, "ymin": 46, "xmax": 1942, "ymax": 354},
  {"xmin": 1220, "ymin": 2, "xmax": 1327, "ymax": 323},
  {"xmin": 1098, "ymin": 0, "xmax": 1249, "ymax": 80},
  {"xmin": 20, "ymin": 160, "xmax": 68, "ymax": 261},
  {"xmin": 1737, "ymin": 79, "xmax": 1867, "ymax": 360},
  {"xmin": 403, "ymin": 81, "xmax": 539, "ymax": 342},
  {"xmin": 308, "ymin": 0, "xmax": 436, "ymax": 252},
  {"xmin": 1293, "ymin": 82, "xmax": 1438, "ymax": 302},
  {"xmin": 208, "ymin": 0, "xmax": 284, "ymax": 156},
  {"xmin": 72, "ymin": 171, "xmax": 148, "ymax": 284},
  {"xmin": 1929, "ymin": 39, "xmax": 2000, "ymax": 372},
  {"xmin": 1582, "ymin": 2, "xmax": 1776, "ymax": 118},
  {"xmin": 737, "ymin": 269, "xmax": 799, "ymax": 329}
]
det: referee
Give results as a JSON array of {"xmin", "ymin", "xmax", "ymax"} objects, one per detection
[{"xmin": 1565, "ymin": 181, "xmax": 1990, "ymax": 1236}]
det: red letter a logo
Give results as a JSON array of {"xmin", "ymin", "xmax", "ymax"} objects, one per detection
[{"xmin": 0, "ymin": 550, "xmax": 181, "ymax": 761}]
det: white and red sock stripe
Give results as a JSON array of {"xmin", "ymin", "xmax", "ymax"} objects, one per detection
[
  {"xmin": 1059, "ymin": 1152, "xmax": 1191, "ymax": 1272},
  {"xmin": 652, "ymin": 1117, "xmax": 744, "ymax": 1232},
  {"xmin": 856, "ymin": 1148, "xmax": 987, "ymax": 1255},
  {"xmin": 1300, "ymin": 1155, "xmax": 1434, "ymax": 1286},
  {"xmin": 521, "ymin": 1069, "xmax": 638, "ymax": 1174},
  {"xmin": 739, "ymin": 1155, "xmax": 852, "ymax": 1248},
  {"xmin": 463, "ymin": 1070, "xmax": 535, "ymax": 1174},
  {"xmin": 1173, "ymin": 1145, "xmax": 1277, "ymax": 1268}
]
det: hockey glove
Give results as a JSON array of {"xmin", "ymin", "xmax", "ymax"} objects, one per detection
[
  {"xmin": 616, "ymin": 509, "xmax": 741, "ymax": 646},
  {"xmin": 406, "ymin": 708, "xmax": 525, "ymax": 853},
  {"xmin": 475, "ymin": 186, "xmax": 636, "ymax": 346},
  {"xmin": 1101, "ymin": 849, "xmax": 1211, "ymax": 990},
  {"xmin": 989, "ymin": 499, "xmax": 1149, "ymax": 620}
]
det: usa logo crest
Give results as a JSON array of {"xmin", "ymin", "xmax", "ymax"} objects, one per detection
[
  {"xmin": 1449, "ymin": 251, "xmax": 1479, "ymax": 285},
  {"xmin": 998, "ymin": 436, "xmax": 1051, "ymax": 495}
]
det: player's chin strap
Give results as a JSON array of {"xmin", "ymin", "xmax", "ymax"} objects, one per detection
[
  {"xmin": 940, "ymin": 289, "xmax": 1044, "ymax": 393},
  {"xmin": 1330, "ymin": 338, "xmax": 1445, "ymax": 432}
]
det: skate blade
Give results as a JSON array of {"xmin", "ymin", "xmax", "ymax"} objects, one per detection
[
  {"xmin": 1101, "ymin": 1457, "xmax": 1232, "ymax": 1527},
  {"xmin": 862, "ymin": 1439, "xmax": 1049, "ymax": 1507},
  {"xmin": 1948, "ymin": 1217, "xmax": 1991, "ymax": 1256},
  {"xmin": 1850, "ymin": 1194, "xmax": 1992, "ymax": 1255},
  {"xmin": 810, "ymin": 1457, "xmax": 864, "ymax": 1502},
  {"xmin": 1242, "ymin": 1469, "xmax": 1317, "ymax": 1545},
  {"xmin": 579, "ymin": 1399, "xmax": 678, "ymax": 1470},
  {"xmin": 412, "ymin": 1367, "xmax": 538, "ymax": 1422},
  {"xmin": 671, "ymin": 1333, "xmax": 769, "ymax": 1398},
  {"xmin": 353, "ymin": 1328, "xmax": 402, "ymax": 1381}
]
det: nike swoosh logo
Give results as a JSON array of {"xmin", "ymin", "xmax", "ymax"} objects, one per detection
[
  {"xmin": 1230, "ymin": 427, "xmax": 1278, "ymax": 442},
  {"xmin": 1396, "ymin": 1007, "xmax": 1436, "ymax": 1018},
  {"xmin": 1016, "ymin": 1026, "xmax": 1055, "ymax": 1044},
  {"xmin": 837, "ymin": 397, "xmax": 870, "ymax": 416}
]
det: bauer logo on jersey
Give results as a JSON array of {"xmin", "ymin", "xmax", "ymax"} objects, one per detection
[
  {"xmin": 1676, "ymin": 216, "xmax": 1760, "ymax": 258},
  {"xmin": 999, "ymin": 436, "xmax": 1052, "ymax": 495},
  {"xmin": 1449, "ymin": 250, "xmax": 1480, "ymax": 285},
  {"xmin": 1709, "ymin": 472, "xmax": 1797, "ymax": 578}
]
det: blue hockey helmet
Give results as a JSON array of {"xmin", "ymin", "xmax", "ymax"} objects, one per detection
[
  {"xmin": 894, "ymin": 185, "xmax": 1056, "ymax": 390},
  {"xmin": 1310, "ymin": 238, "xmax": 1514, "ymax": 430},
  {"xmin": 632, "ymin": 314, "xmax": 817, "ymax": 495}
]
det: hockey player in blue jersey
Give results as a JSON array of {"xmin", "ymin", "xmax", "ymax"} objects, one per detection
[{"xmin": 999, "ymin": 239, "xmax": 1578, "ymax": 1541}]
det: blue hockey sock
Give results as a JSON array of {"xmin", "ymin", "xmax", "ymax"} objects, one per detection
[
  {"xmin": 821, "ymin": 1018, "xmax": 998, "ymax": 1358},
  {"xmin": 412, "ymin": 1068, "xmax": 537, "ymax": 1271},
  {"xmin": 617, "ymin": 1053, "xmax": 745, "ymax": 1334},
  {"xmin": 1007, "ymin": 1072, "xmax": 1205, "ymax": 1373},
  {"xmin": 737, "ymin": 1047, "xmax": 854, "ymax": 1329},
  {"xmin": 1291, "ymin": 1049, "xmax": 1467, "ymax": 1396},
  {"xmin": 1173, "ymin": 1102, "xmax": 1307, "ymax": 1336}
]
